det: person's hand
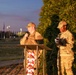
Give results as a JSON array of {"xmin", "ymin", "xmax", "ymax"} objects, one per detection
[
  {"xmin": 24, "ymin": 33, "xmax": 29, "ymax": 39},
  {"xmin": 55, "ymin": 38, "xmax": 60, "ymax": 45}
]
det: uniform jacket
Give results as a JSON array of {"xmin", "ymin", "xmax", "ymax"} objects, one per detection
[{"xmin": 58, "ymin": 30, "xmax": 74, "ymax": 57}]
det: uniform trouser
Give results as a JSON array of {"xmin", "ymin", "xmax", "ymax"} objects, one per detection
[{"xmin": 57, "ymin": 55, "xmax": 74, "ymax": 75}]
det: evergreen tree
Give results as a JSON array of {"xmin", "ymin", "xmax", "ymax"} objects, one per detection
[{"xmin": 37, "ymin": 0, "xmax": 76, "ymax": 75}]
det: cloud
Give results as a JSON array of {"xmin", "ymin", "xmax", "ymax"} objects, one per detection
[
  {"xmin": 0, "ymin": 12, "xmax": 30, "ymax": 22},
  {"xmin": 0, "ymin": 8, "xmax": 41, "ymax": 31}
]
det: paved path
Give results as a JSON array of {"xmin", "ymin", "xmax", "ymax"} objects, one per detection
[
  {"xmin": 0, "ymin": 59, "xmax": 23, "ymax": 67},
  {"xmin": 0, "ymin": 59, "xmax": 24, "ymax": 75}
]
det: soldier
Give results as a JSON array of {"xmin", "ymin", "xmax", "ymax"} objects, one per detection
[
  {"xmin": 20, "ymin": 22, "xmax": 43, "ymax": 75},
  {"xmin": 55, "ymin": 21, "xmax": 74, "ymax": 75}
]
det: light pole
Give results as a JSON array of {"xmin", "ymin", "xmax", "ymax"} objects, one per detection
[
  {"xmin": 6, "ymin": 25, "xmax": 10, "ymax": 38},
  {"xmin": 20, "ymin": 28, "xmax": 22, "ymax": 32},
  {"xmin": 20, "ymin": 28, "xmax": 22, "ymax": 35},
  {"xmin": 3, "ymin": 24, "xmax": 5, "ymax": 39}
]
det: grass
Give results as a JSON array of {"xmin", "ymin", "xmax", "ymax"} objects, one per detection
[
  {"xmin": 0, "ymin": 38, "xmax": 24, "ymax": 61},
  {"xmin": 0, "ymin": 38, "xmax": 76, "ymax": 75}
]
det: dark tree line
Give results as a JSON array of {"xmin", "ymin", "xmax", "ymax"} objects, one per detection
[
  {"xmin": 37, "ymin": 0, "xmax": 76, "ymax": 75},
  {"xmin": 0, "ymin": 31, "xmax": 18, "ymax": 38}
]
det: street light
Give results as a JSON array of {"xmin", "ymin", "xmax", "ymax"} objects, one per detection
[
  {"xmin": 20, "ymin": 28, "xmax": 22, "ymax": 32},
  {"xmin": 6, "ymin": 25, "xmax": 10, "ymax": 38},
  {"xmin": 19, "ymin": 28, "xmax": 23, "ymax": 36},
  {"xmin": 7, "ymin": 26, "xmax": 10, "ymax": 31}
]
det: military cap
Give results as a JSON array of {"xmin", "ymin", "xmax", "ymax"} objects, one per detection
[
  {"xmin": 57, "ymin": 21, "xmax": 67, "ymax": 29},
  {"xmin": 26, "ymin": 22, "xmax": 36, "ymax": 28}
]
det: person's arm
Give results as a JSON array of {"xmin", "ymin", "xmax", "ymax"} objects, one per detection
[
  {"xmin": 35, "ymin": 32, "xmax": 44, "ymax": 44},
  {"xmin": 66, "ymin": 33, "xmax": 74, "ymax": 49},
  {"xmin": 34, "ymin": 32, "xmax": 43, "ymax": 57}
]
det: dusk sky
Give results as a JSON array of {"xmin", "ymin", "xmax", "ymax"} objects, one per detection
[{"xmin": 0, "ymin": 0, "xmax": 43, "ymax": 32}]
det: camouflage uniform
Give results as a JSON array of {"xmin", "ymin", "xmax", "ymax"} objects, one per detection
[
  {"xmin": 20, "ymin": 31, "xmax": 43, "ymax": 75},
  {"xmin": 57, "ymin": 30, "xmax": 74, "ymax": 75}
]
